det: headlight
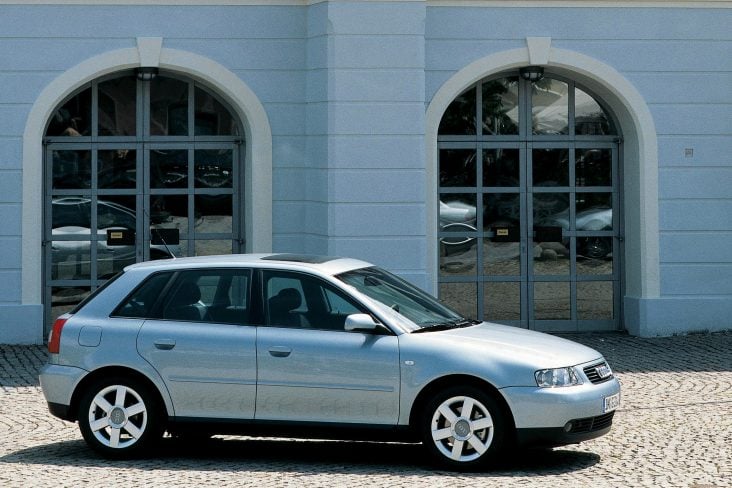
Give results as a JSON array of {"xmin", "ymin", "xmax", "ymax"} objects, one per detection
[{"xmin": 535, "ymin": 367, "xmax": 582, "ymax": 388}]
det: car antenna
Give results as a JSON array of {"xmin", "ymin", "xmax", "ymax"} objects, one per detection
[{"xmin": 143, "ymin": 207, "xmax": 176, "ymax": 260}]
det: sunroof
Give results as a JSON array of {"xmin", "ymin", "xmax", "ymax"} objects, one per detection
[{"xmin": 261, "ymin": 254, "xmax": 340, "ymax": 264}]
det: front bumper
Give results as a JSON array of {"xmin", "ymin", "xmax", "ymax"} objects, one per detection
[
  {"xmin": 516, "ymin": 411, "xmax": 615, "ymax": 447},
  {"xmin": 501, "ymin": 374, "xmax": 620, "ymax": 446}
]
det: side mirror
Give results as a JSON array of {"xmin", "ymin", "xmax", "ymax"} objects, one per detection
[{"xmin": 344, "ymin": 313, "xmax": 380, "ymax": 332}]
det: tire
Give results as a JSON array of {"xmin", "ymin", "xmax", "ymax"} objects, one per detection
[
  {"xmin": 420, "ymin": 385, "xmax": 507, "ymax": 470},
  {"xmin": 77, "ymin": 376, "xmax": 162, "ymax": 458},
  {"xmin": 579, "ymin": 237, "xmax": 611, "ymax": 259}
]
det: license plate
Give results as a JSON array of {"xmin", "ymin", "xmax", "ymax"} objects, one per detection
[{"xmin": 603, "ymin": 392, "xmax": 620, "ymax": 413}]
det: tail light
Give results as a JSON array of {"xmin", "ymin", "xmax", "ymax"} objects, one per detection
[{"xmin": 48, "ymin": 314, "xmax": 71, "ymax": 354}]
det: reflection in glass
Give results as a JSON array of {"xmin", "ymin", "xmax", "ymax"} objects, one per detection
[
  {"xmin": 195, "ymin": 240, "xmax": 232, "ymax": 256},
  {"xmin": 440, "ymin": 194, "xmax": 477, "ymax": 231},
  {"xmin": 98, "ymin": 149, "xmax": 136, "ymax": 189},
  {"xmin": 576, "ymin": 193, "xmax": 613, "ymax": 259},
  {"xmin": 578, "ymin": 236, "xmax": 613, "ymax": 261},
  {"xmin": 576, "ymin": 149, "xmax": 612, "ymax": 187},
  {"xmin": 97, "ymin": 197, "xmax": 136, "ymax": 231},
  {"xmin": 98, "ymin": 76, "xmax": 137, "ymax": 136},
  {"xmin": 577, "ymin": 242, "xmax": 613, "ymax": 275},
  {"xmin": 484, "ymin": 282, "xmax": 521, "ymax": 321},
  {"xmin": 532, "ymin": 148, "xmax": 569, "ymax": 187},
  {"xmin": 52, "ymin": 196, "xmax": 90, "ymax": 229},
  {"xmin": 483, "ymin": 149, "xmax": 519, "ymax": 187},
  {"xmin": 438, "ymin": 87, "xmax": 476, "ymax": 135},
  {"xmin": 439, "ymin": 149, "xmax": 476, "ymax": 187},
  {"xmin": 532, "ymin": 78, "xmax": 569, "ymax": 135},
  {"xmin": 195, "ymin": 87, "xmax": 237, "ymax": 136},
  {"xmin": 97, "ymin": 241, "xmax": 135, "ymax": 280},
  {"xmin": 533, "ymin": 193, "xmax": 569, "ymax": 227},
  {"xmin": 46, "ymin": 88, "xmax": 91, "ymax": 137},
  {"xmin": 150, "ymin": 195, "xmax": 188, "ymax": 234},
  {"xmin": 533, "ymin": 240, "xmax": 570, "ymax": 276},
  {"xmin": 576, "ymin": 193, "xmax": 612, "ymax": 230},
  {"xmin": 482, "ymin": 77, "xmax": 519, "ymax": 135},
  {"xmin": 51, "ymin": 286, "xmax": 91, "ymax": 322},
  {"xmin": 578, "ymin": 282, "xmax": 613, "ymax": 319},
  {"xmin": 534, "ymin": 282, "xmax": 570, "ymax": 320},
  {"xmin": 51, "ymin": 241, "xmax": 91, "ymax": 280},
  {"xmin": 483, "ymin": 192, "xmax": 520, "ymax": 228},
  {"xmin": 195, "ymin": 149, "xmax": 233, "ymax": 189},
  {"xmin": 483, "ymin": 240, "xmax": 520, "ymax": 276},
  {"xmin": 439, "ymin": 238, "xmax": 477, "ymax": 277},
  {"xmin": 150, "ymin": 77, "xmax": 189, "ymax": 136},
  {"xmin": 150, "ymin": 150, "xmax": 187, "ymax": 188},
  {"xmin": 52, "ymin": 150, "xmax": 91, "ymax": 189},
  {"xmin": 575, "ymin": 88, "xmax": 616, "ymax": 135},
  {"xmin": 439, "ymin": 282, "xmax": 477, "ymax": 320},
  {"xmin": 195, "ymin": 195, "xmax": 233, "ymax": 233}
]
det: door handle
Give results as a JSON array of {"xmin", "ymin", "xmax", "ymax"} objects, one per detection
[
  {"xmin": 154, "ymin": 339, "xmax": 176, "ymax": 350},
  {"xmin": 268, "ymin": 346, "xmax": 292, "ymax": 358}
]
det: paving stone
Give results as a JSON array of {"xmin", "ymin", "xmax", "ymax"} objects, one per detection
[{"xmin": 0, "ymin": 332, "xmax": 730, "ymax": 487}]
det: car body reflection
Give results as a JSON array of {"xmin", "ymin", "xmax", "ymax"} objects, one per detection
[
  {"xmin": 52, "ymin": 197, "xmax": 180, "ymax": 280},
  {"xmin": 539, "ymin": 206, "xmax": 613, "ymax": 259},
  {"xmin": 439, "ymin": 200, "xmax": 477, "ymax": 252}
]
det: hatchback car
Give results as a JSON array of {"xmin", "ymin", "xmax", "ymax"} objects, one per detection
[{"xmin": 40, "ymin": 254, "xmax": 620, "ymax": 470}]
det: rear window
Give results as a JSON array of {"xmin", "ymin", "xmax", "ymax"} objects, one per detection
[
  {"xmin": 113, "ymin": 272, "xmax": 173, "ymax": 318},
  {"xmin": 112, "ymin": 268, "xmax": 252, "ymax": 325},
  {"xmin": 71, "ymin": 272, "xmax": 124, "ymax": 314}
]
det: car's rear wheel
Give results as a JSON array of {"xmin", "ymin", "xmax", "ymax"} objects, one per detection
[
  {"xmin": 78, "ymin": 377, "xmax": 162, "ymax": 458},
  {"xmin": 420, "ymin": 386, "xmax": 507, "ymax": 470}
]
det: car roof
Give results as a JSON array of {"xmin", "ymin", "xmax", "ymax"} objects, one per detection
[{"xmin": 124, "ymin": 253, "xmax": 373, "ymax": 277}]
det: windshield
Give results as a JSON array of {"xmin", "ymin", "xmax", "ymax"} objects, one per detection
[{"xmin": 336, "ymin": 266, "xmax": 467, "ymax": 332}]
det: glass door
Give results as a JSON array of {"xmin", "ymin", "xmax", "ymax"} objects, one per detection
[
  {"xmin": 438, "ymin": 73, "xmax": 621, "ymax": 332},
  {"xmin": 43, "ymin": 72, "xmax": 243, "ymax": 332}
]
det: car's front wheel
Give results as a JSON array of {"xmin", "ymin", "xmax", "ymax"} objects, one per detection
[
  {"xmin": 420, "ymin": 386, "xmax": 507, "ymax": 470},
  {"xmin": 78, "ymin": 377, "xmax": 162, "ymax": 458}
]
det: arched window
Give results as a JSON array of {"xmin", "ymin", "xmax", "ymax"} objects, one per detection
[
  {"xmin": 437, "ymin": 73, "xmax": 621, "ymax": 332},
  {"xmin": 44, "ymin": 71, "xmax": 244, "ymax": 328}
]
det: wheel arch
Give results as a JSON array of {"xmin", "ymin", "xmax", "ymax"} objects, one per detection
[
  {"xmin": 69, "ymin": 366, "xmax": 171, "ymax": 422},
  {"xmin": 409, "ymin": 374, "xmax": 517, "ymax": 438}
]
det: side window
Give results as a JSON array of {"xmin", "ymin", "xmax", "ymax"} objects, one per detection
[
  {"xmin": 265, "ymin": 274, "xmax": 309, "ymax": 328},
  {"xmin": 323, "ymin": 287, "xmax": 361, "ymax": 316},
  {"xmin": 159, "ymin": 268, "xmax": 251, "ymax": 324},
  {"xmin": 114, "ymin": 272, "xmax": 172, "ymax": 318},
  {"xmin": 264, "ymin": 271, "xmax": 367, "ymax": 331}
]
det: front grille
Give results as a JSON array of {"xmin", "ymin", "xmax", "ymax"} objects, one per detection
[
  {"xmin": 583, "ymin": 362, "xmax": 613, "ymax": 384},
  {"xmin": 568, "ymin": 412, "xmax": 615, "ymax": 434}
]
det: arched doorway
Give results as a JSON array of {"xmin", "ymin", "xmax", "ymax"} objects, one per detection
[
  {"xmin": 437, "ymin": 71, "xmax": 622, "ymax": 332},
  {"xmin": 43, "ymin": 70, "xmax": 244, "ymax": 329}
]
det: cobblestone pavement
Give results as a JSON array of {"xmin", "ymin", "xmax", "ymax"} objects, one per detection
[{"xmin": 1, "ymin": 332, "xmax": 730, "ymax": 488}]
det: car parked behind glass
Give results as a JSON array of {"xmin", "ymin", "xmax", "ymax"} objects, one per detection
[{"xmin": 40, "ymin": 254, "xmax": 620, "ymax": 470}]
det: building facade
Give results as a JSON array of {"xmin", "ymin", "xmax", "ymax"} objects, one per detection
[{"xmin": 0, "ymin": 0, "xmax": 730, "ymax": 343}]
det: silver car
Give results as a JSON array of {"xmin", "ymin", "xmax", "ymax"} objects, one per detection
[{"xmin": 40, "ymin": 254, "xmax": 620, "ymax": 470}]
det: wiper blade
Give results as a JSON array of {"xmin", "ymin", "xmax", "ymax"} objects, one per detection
[{"xmin": 412, "ymin": 319, "xmax": 478, "ymax": 334}]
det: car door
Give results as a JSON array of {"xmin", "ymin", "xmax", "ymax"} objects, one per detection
[
  {"xmin": 134, "ymin": 268, "xmax": 257, "ymax": 419},
  {"xmin": 256, "ymin": 270, "xmax": 400, "ymax": 425}
]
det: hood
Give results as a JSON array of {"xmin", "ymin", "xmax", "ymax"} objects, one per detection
[{"xmin": 420, "ymin": 322, "xmax": 603, "ymax": 369}]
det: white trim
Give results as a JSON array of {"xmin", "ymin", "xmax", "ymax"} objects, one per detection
[
  {"xmin": 137, "ymin": 37, "xmax": 163, "ymax": 68},
  {"xmin": 526, "ymin": 37, "xmax": 551, "ymax": 66},
  {"xmin": 425, "ymin": 45, "xmax": 660, "ymax": 303},
  {"xmin": 22, "ymin": 45, "xmax": 272, "ymax": 304}
]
